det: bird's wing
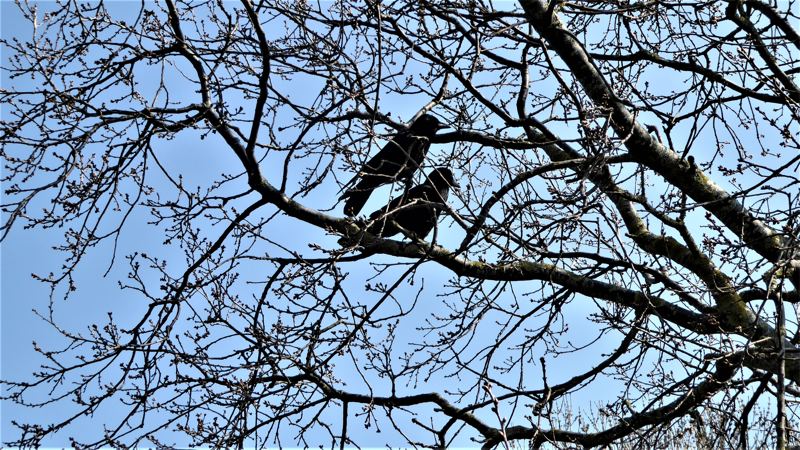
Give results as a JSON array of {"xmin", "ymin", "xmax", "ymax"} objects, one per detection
[
  {"xmin": 365, "ymin": 133, "xmax": 413, "ymax": 172},
  {"xmin": 368, "ymin": 183, "xmax": 427, "ymax": 219},
  {"xmin": 338, "ymin": 132, "xmax": 410, "ymax": 195}
]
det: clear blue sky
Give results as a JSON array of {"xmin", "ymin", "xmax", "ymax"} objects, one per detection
[
  {"xmin": 0, "ymin": 3, "xmax": 613, "ymax": 444},
  {"xmin": 2, "ymin": 0, "xmax": 777, "ymax": 447}
]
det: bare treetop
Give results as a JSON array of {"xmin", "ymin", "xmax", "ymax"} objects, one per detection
[{"xmin": 2, "ymin": 0, "xmax": 799, "ymax": 448}]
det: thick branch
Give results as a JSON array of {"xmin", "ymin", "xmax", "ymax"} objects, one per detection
[{"xmin": 518, "ymin": 0, "xmax": 789, "ymax": 274}]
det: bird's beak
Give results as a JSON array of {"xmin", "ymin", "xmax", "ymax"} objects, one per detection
[{"xmin": 436, "ymin": 124, "xmax": 450, "ymax": 131}]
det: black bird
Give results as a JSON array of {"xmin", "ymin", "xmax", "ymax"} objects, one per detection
[
  {"xmin": 341, "ymin": 113, "xmax": 448, "ymax": 216},
  {"xmin": 367, "ymin": 168, "xmax": 458, "ymax": 239}
]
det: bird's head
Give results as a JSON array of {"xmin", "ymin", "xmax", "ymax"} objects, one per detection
[
  {"xmin": 409, "ymin": 113, "xmax": 448, "ymax": 137},
  {"xmin": 427, "ymin": 167, "xmax": 459, "ymax": 190}
]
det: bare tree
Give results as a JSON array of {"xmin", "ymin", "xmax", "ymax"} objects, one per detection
[{"xmin": 2, "ymin": 0, "xmax": 800, "ymax": 448}]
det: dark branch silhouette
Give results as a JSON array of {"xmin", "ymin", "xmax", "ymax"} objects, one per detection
[{"xmin": 1, "ymin": 0, "xmax": 799, "ymax": 448}]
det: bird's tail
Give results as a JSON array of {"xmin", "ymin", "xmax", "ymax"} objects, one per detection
[{"xmin": 341, "ymin": 187, "xmax": 374, "ymax": 216}]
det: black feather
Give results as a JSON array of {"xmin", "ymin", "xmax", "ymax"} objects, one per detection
[
  {"xmin": 341, "ymin": 114, "xmax": 446, "ymax": 216},
  {"xmin": 367, "ymin": 168, "xmax": 457, "ymax": 239}
]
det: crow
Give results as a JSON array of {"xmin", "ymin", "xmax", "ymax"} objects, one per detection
[
  {"xmin": 341, "ymin": 114, "xmax": 448, "ymax": 216},
  {"xmin": 367, "ymin": 167, "xmax": 458, "ymax": 239}
]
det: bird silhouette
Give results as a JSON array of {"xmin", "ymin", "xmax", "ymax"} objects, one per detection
[
  {"xmin": 367, "ymin": 168, "xmax": 458, "ymax": 239},
  {"xmin": 341, "ymin": 114, "xmax": 448, "ymax": 216}
]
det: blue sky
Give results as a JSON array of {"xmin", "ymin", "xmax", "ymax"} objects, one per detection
[
  {"xmin": 2, "ymin": 0, "xmax": 793, "ymax": 447},
  {"xmin": 0, "ymin": 1, "xmax": 692, "ymax": 446},
  {"xmin": 0, "ymin": 2, "xmax": 616, "ymax": 444}
]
